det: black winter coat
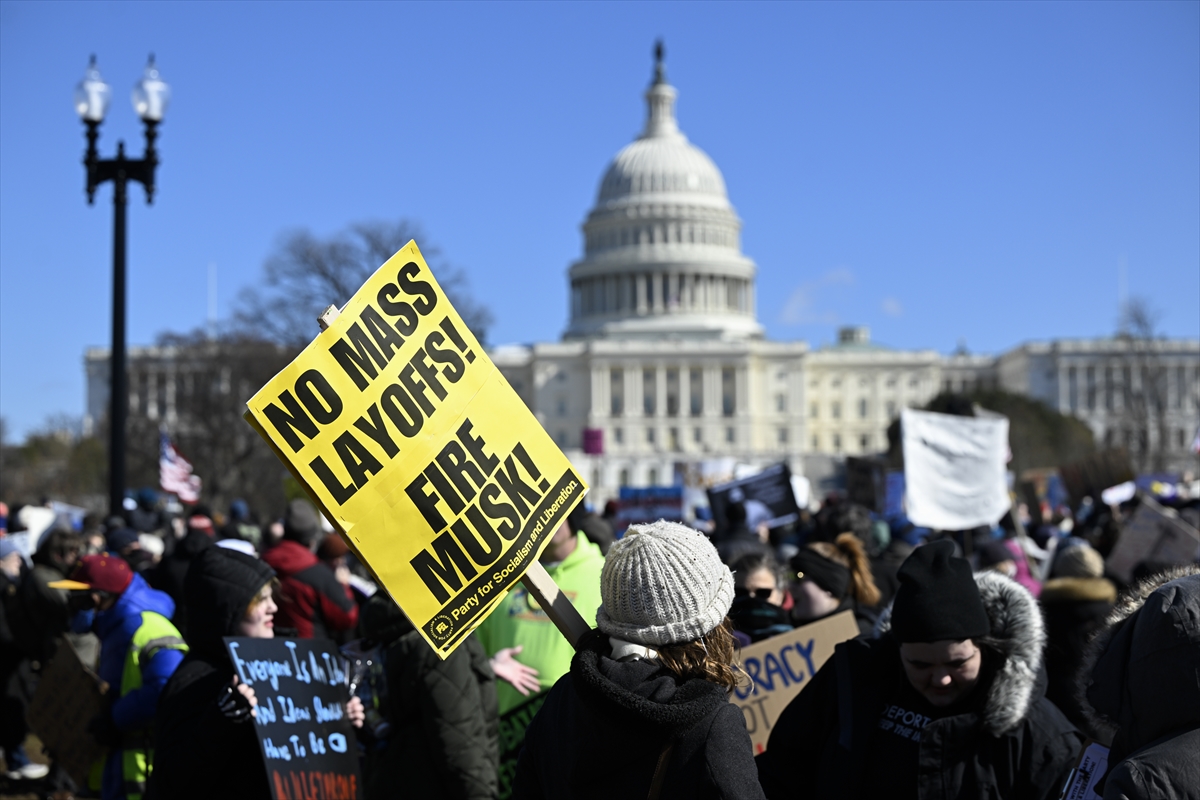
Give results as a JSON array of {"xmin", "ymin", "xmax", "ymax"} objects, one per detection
[
  {"xmin": 757, "ymin": 570, "xmax": 1083, "ymax": 800},
  {"xmin": 359, "ymin": 595, "xmax": 499, "ymax": 800},
  {"xmin": 149, "ymin": 547, "xmax": 276, "ymax": 800},
  {"xmin": 513, "ymin": 631, "xmax": 766, "ymax": 800},
  {"xmin": 1079, "ymin": 565, "xmax": 1200, "ymax": 800},
  {"xmin": 1039, "ymin": 575, "xmax": 1115, "ymax": 730},
  {"xmin": 149, "ymin": 528, "xmax": 212, "ymax": 638}
]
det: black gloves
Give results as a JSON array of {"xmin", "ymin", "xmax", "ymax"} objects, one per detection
[{"xmin": 216, "ymin": 681, "xmax": 255, "ymax": 723}]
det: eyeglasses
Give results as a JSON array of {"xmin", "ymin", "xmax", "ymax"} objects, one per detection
[{"xmin": 734, "ymin": 587, "xmax": 774, "ymax": 600}]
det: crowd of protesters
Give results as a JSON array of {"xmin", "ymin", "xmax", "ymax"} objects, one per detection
[{"xmin": 1, "ymin": 475, "xmax": 1198, "ymax": 799}]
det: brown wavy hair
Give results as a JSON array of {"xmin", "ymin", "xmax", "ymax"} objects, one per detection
[
  {"xmin": 654, "ymin": 617, "xmax": 741, "ymax": 692},
  {"xmin": 808, "ymin": 532, "xmax": 881, "ymax": 607}
]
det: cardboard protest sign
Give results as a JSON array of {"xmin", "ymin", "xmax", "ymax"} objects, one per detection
[
  {"xmin": 902, "ymin": 409, "xmax": 1010, "ymax": 530},
  {"xmin": 244, "ymin": 242, "xmax": 586, "ymax": 657},
  {"xmin": 708, "ymin": 463, "xmax": 801, "ymax": 530},
  {"xmin": 496, "ymin": 691, "xmax": 548, "ymax": 800},
  {"xmin": 225, "ymin": 637, "xmax": 360, "ymax": 799},
  {"xmin": 1106, "ymin": 495, "xmax": 1200, "ymax": 584},
  {"xmin": 732, "ymin": 610, "xmax": 859, "ymax": 754},
  {"xmin": 26, "ymin": 637, "xmax": 106, "ymax": 788}
]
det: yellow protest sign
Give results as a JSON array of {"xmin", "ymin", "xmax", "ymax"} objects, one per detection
[{"xmin": 245, "ymin": 241, "xmax": 587, "ymax": 658}]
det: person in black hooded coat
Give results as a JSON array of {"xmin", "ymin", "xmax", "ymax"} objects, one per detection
[
  {"xmin": 513, "ymin": 520, "xmax": 764, "ymax": 800},
  {"xmin": 757, "ymin": 541, "xmax": 1082, "ymax": 800},
  {"xmin": 358, "ymin": 593, "xmax": 499, "ymax": 800},
  {"xmin": 1077, "ymin": 565, "xmax": 1200, "ymax": 800},
  {"xmin": 148, "ymin": 546, "xmax": 276, "ymax": 799}
]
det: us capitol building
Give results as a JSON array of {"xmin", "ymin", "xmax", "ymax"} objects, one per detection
[
  {"xmin": 85, "ymin": 53, "xmax": 1199, "ymax": 505},
  {"xmin": 488, "ymin": 52, "xmax": 1200, "ymax": 504}
]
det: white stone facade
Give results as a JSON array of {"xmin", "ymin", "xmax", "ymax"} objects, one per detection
[{"xmin": 83, "ymin": 54, "xmax": 1200, "ymax": 504}]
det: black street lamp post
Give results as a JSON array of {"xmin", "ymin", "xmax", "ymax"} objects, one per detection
[{"xmin": 75, "ymin": 55, "xmax": 170, "ymax": 517}]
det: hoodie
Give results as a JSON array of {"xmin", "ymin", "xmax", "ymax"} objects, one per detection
[
  {"xmin": 149, "ymin": 547, "xmax": 276, "ymax": 800},
  {"xmin": 1077, "ymin": 565, "xmax": 1200, "ymax": 800},
  {"xmin": 513, "ymin": 630, "xmax": 766, "ymax": 800}
]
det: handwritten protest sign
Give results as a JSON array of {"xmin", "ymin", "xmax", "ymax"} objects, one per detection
[
  {"xmin": 27, "ymin": 637, "xmax": 106, "ymax": 788},
  {"xmin": 496, "ymin": 691, "xmax": 548, "ymax": 800},
  {"xmin": 733, "ymin": 610, "xmax": 859, "ymax": 753},
  {"xmin": 244, "ymin": 242, "xmax": 586, "ymax": 657},
  {"xmin": 225, "ymin": 637, "xmax": 360, "ymax": 799},
  {"xmin": 1106, "ymin": 494, "xmax": 1200, "ymax": 584}
]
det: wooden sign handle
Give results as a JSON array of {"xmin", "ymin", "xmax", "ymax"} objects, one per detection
[{"xmin": 520, "ymin": 561, "xmax": 592, "ymax": 650}]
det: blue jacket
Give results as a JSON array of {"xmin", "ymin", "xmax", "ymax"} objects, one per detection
[{"xmin": 93, "ymin": 573, "xmax": 185, "ymax": 732}]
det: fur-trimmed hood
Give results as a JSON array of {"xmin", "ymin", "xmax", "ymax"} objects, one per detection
[
  {"xmin": 1040, "ymin": 576, "xmax": 1117, "ymax": 605},
  {"xmin": 1076, "ymin": 564, "xmax": 1200, "ymax": 750},
  {"xmin": 878, "ymin": 570, "xmax": 1046, "ymax": 737}
]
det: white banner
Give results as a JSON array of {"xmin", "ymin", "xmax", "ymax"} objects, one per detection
[{"xmin": 902, "ymin": 409, "xmax": 1010, "ymax": 530}]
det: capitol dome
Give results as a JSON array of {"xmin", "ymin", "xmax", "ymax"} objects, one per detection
[{"xmin": 564, "ymin": 48, "xmax": 762, "ymax": 341}]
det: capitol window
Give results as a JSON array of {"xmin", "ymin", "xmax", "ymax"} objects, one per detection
[
  {"xmin": 689, "ymin": 369, "xmax": 702, "ymax": 416},
  {"xmin": 777, "ymin": 427, "xmax": 788, "ymax": 445},
  {"xmin": 610, "ymin": 369, "xmax": 624, "ymax": 416},
  {"xmin": 810, "ymin": 402, "xmax": 818, "ymax": 419},
  {"xmin": 643, "ymin": 368, "xmax": 657, "ymax": 415},
  {"xmin": 614, "ymin": 427, "xmax": 624, "ymax": 445},
  {"xmin": 833, "ymin": 434, "xmax": 842, "ymax": 452},
  {"xmin": 666, "ymin": 368, "xmax": 680, "ymax": 416},
  {"xmin": 832, "ymin": 402, "xmax": 842, "ymax": 419},
  {"xmin": 721, "ymin": 368, "xmax": 736, "ymax": 416},
  {"xmin": 858, "ymin": 398, "xmax": 868, "ymax": 418},
  {"xmin": 725, "ymin": 426, "xmax": 735, "ymax": 444},
  {"xmin": 646, "ymin": 427, "xmax": 656, "ymax": 444},
  {"xmin": 693, "ymin": 426, "xmax": 702, "ymax": 443},
  {"xmin": 648, "ymin": 468, "xmax": 659, "ymax": 486}
]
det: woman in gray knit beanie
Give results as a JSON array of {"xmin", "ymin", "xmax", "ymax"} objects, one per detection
[{"xmin": 513, "ymin": 520, "xmax": 766, "ymax": 800}]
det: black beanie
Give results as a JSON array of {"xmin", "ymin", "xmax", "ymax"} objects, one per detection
[
  {"xmin": 891, "ymin": 540, "xmax": 990, "ymax": 643},
  {"xmin": 791, "ymin": 548, "xmax": 851, "ymax": 601}
]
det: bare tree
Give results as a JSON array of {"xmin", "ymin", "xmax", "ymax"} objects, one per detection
[
  {"xmin": 233, "ymin": 220, "xmax": 493, "ymax": 349},
  {"xmin": 1115, "ymin": 297, "xmax": 1171, "ymax": 473},
  {"xmin": 119, "ymin": 330, "xmax": 302, "ymax": 517}
]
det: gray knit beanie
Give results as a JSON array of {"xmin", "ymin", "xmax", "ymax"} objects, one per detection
[{"xmin": 595, "ymin": 520, "xmax": 734, "ymax": 647}]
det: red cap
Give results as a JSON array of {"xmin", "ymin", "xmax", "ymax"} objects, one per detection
[{"xmin": 49, "ymin": 554, "xmax": 134, "ymax": 594}]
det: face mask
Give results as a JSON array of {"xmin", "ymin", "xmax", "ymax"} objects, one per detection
[{"xmin": 71, "ymin": 608, "xmax": 95, "ymax": 634}]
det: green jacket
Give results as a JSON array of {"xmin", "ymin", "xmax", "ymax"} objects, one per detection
[{"xmin": 476, "ymin": 538, "xmax": 604, "ymax": 713}]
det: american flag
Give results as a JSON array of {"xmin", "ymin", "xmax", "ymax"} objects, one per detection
[{"xmin": 160, "ymin": 430, "xmax": 202, "ymax": 503}]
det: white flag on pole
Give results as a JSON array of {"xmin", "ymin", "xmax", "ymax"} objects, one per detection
[{"xmin": 902, "ymin": 409, "xmax": 1010, "ymax": 530}]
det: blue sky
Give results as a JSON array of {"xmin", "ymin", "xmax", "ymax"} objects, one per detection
[{"xmin": 2, "ymin": 1, "xmax": 1197, "ymax": 440}]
